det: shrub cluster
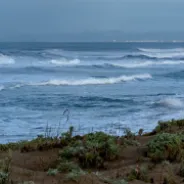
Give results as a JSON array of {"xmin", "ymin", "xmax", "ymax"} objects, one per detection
[
  {"xmin": 59, "ymin": 132, "xmax": 120, "ymax": 168},
  {"xmin": 153, "ymin": 119, "xmax": 184, "ymax": 134},
  {"xmin": 147, "ymin": 133, "xmax": 184, "ymax": 162}
]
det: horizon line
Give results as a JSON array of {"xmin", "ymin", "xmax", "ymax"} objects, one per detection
[{"xmin": 0, "ymin": 40, "xmax": 184, "ymax": 43}]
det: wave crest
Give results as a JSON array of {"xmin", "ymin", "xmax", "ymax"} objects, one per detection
[
  {"xmin": 107, "ymin": 60, "xmax": 184, "ymax": 68},
  {"xmin": 0, "ymin": 85, "xmax": 5, "ymax": 91},
  {"xmin": 137, "ymin": 48, "xmax": 184, "ymax": 59},
  {"xmin": 156, "ymin": 98, "xmax": 183, "ymax": 108},
  {"xmin": 138, "ymin": 48, "xmax": 184, "ymax": 53},
  {"xmin": 49, "ymin": 58, "xmax": 80, "ymax": 66},
  {"xmin": 0, "ymin": 54, "xmax": 15, "ymax": 65},
  {"xmin": 33, "ymin": 74, "xmax": 152, "ymax": 86}
]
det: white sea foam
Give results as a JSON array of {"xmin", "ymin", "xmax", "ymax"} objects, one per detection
[
  {"xmin": 110, "ymin": 60, "xmax": 184, "ymax": 68},
  {"xmin": 49, "ymin": 58, "xmax": 80, "ymax": 66},
  {"xmin": 0, "ymin": 85, "xmax": 5, "ymax": 91},
  {"xmin": 143, "ymin": 52, "xmax": 184, "ymax": 59},
  {"xmin": 9, "ymin": 84, "xmax": 24, "ymax": 90},
  {"xmin": 157, "ymin": 98, "xmax": 183, "ymax": 108},
  {"xmin": 138, "ymin": 48, "xmax": 184, "ymax": 59},
  {"xmin": 31, "ymin": 74, "xmax": 152, "ymax": 86},
  {"xmin": 44, "ymin": 49, "xmax": 65, "ymax": 56},
  {"xmin": 139, "ymin": 48, "xmax": 184, "ymax": 53},
  {"xmin": 0, "ymin": 54, "xmax": 15, "ymax": 65}
]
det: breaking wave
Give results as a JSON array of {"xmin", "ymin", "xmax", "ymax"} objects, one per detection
[
  {"xmin": 142, "ymin": 53, "xmax": 184, "ymax": 59},
  {"xmin": 49, "ymin": 58, "xmax": 80, "ymax": 66},
  {"xmin": 106, "ymin": 60, "xmax": 184, "ymax": 68},
  {"xmin": 155, "ymin": 98, "xmax": 183, "ymax": 108},
  {"xmin": 0, "ymin": 54, "xmax": 15, "ymax": 65},
  {"xmin": 0, "ymin": 85, "xmax": 5, "ymax": 91},
  {"xmin": 137, "ymin": 48, "xmax": 184, "ymax": 59},
  {"xmin": 138, "ymin": 48, "xmax": 184, "ymax": 53},
  {"xmin": 32, "ymin": 74, "xmax": 152, "ymax": 86}
]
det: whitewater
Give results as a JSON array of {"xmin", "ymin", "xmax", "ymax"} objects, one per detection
[{"xmin": 1, "ymin": 42, "xmax": 184, "ymax": 143}]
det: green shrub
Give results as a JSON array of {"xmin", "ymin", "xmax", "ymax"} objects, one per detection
[
  {"xmin": 57, "ymin": 161, "xmax": 80, "ymax": 172},
  {"xmin": 154, "ymin": 121, "xmax": 169, "ymax": 133},
  {"xmin": 121, "ymin": 138, "xmax": 140, "ymax": 147},
  {"xmin": 59, "ymin": 132, "xmax": 120, "ymax": 168},
  {"xmin": 61, "ymin": 126, "xmax": 74, "ymax": 140},
  {"xmin": 128, "ymin": 165, "xmax": 148, "ymax": 182},
  {"xmin": 123, "ymin": 128, "xmax": 135, "ymax": 140},
  {"xmin": 65, "ymin": 169, "xmax": 86, "ymax": 182},
  {"xmin": 0, "ymin": 171, "xmax": 9, "ymax": 184},
  {"xmin": 163, "ymin": 175, "xmax": 177, "ymax": 184},
  {"xmin": 153, "ymin": 119, "xmax": 184, "ymax": 134},
  {"xmin": 147, "ymin": 133, "xmax": 184, "ymax": 162},
  {"xmin": 59, "ymin": 147, "xmax": 78, "ymax": 159},
  {"xmin": 0, "ymin": 150, "xmax": 12, "ymax": 184}
]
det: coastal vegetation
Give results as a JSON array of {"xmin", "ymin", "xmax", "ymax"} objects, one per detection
[{"xmin": 1, "ymin": 119, "xmax": 184, "ymax": 183}]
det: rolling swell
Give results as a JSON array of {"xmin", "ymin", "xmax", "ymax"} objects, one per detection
[
  {"xmin": 137, "ymin": 48, "xmax": 184, "ymax": 59},
  {"xmin": 165, "ymin": 70, "xmax": 184, "ymax": 79},
  {"xmin": 0, "ymin": 66, "xmax": 59, "ymax": 74},
  {"xmin": 0, "ymin": 95, "xmax": 137, "ymax": 110},
  {"xmin": 96, "ymin": 54, "xmax": 157, "ymax": 60},
  {"xmin": 95, "ymin": 53, "xmax": 184, "ymax": 60},
  {"xmin": 1, "ymin": 60, "xmax": 184, "ymax": 73}
]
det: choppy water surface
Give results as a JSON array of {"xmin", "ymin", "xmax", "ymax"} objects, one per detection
[{"xmin": 1, "ymin": 42, "xmax": 184, "ymax": 143}]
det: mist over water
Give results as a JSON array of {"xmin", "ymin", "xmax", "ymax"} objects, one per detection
[{"xmin": 1, "ymin": 42, "xmax": 184, "ymax": 143}]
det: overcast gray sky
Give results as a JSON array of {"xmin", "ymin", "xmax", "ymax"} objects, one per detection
[{"xmin": 0, "ymin": 0, "xmax": 184, "ymax": 41}]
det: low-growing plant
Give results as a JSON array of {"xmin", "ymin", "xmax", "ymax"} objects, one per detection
[
  {"xmin": 65, "ymin": 169, "xmax": 86, "ymax": 182},
  {"xmin": 147, "ymin": 133, "xmax": 184, "ymax": 162},
  {"xmin": 128, "ymin": 164, "xmax": 148, "ymax": 182},
  {"xmin": 154, "ymin": 121, "xmax": 169, "ymax": 133},
  {"xmin": 0, "ymin": 172, "xmax": 9, "ymax": 184},
  {"xmin": 0, "ymin": 150, "xmax": 12, "ymax": 184},
  {"xmin": 148, "ymin": 163, "xmax": 156, "ymax": 170},
  {"xmin": 59, "ymin": 147, "xmax": 78, "ymax": 159},
  {"xmin": 179, "ymin": 161, "xmax": 184, "ymax": 177},
  {"xmin": 163, "ymin": 175, "xmax": 177, "ymax": 184},
  {"xmin": 122, "ymin": 139, "xmax": 140, "ymax": 146},
  {"xmin": 175, "ymin": 119, "xmax": 184, "ymax": 128},
  {"xmin": 47, "ymin": 168, "xmax": 58, "ymax": 176},
  {"xmin": 110, "ymin": 179, "xmax": 128, "ymax": 184},
  {"xmin": 103, "ymin": 178, "xmax": 128, "ymax": 184},
  {"xmin": 123, "ymin": 128, "xmax": 135, "ymax": 140},
  {"xmin": 18, "ymin": 181, "xmax": 35, "ymax": 184},
  {"xmin": 57, "ymin": 161, "xmax": 80, "ymax": 172},
  {"xmin": 59, "ymin": 132, "xmax": 120, "ymax": 168},
  {"xmin": 162, "ymin": 160, "xmax": 171, "ymax": 167},
  {"xmin": 61, "ymin": 126, "xmax": 74, "ymax": 141},
  {"xmin": 0, "ymin": 142, "xmax": 21, "ymax": 151},
  {"xmin": 152, "ymin": 119, "xmax": 184, "ymax": 134}
]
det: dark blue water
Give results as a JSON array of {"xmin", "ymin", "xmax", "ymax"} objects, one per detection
[{"xmin": 1, "ymin": 42, "xmax": 184, "ymax": 143}]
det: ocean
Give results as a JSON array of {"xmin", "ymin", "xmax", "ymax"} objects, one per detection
[{"xmin": 0, "ymin": 42, "xmax": 184, "ymax": 143}]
